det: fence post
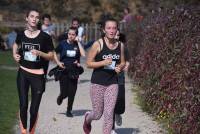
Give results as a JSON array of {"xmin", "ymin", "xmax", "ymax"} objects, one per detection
[
  {"xmin": 85, "ymin": 23, "xmax": 89, "ymax": 43},
  {"xmin": 94, "ymin": 24, "xmax": 98, "ymax": 41}
]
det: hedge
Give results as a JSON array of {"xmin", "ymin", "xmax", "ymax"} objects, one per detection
[{"xmin": 127, "ymin": 5, "xmax": 200, "ymax": 133}]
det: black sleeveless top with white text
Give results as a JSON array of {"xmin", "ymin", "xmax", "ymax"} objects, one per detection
[
  {"xmin": 91, "ymin": 38, "xmax": 121, "ymax": 86},
  {"xmin": 16, "ymin": 31, "xmax": 54, "ymax": 69}
]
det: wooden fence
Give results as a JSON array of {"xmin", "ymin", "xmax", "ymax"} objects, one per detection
[{"xmin": 0, "ymin": 21, "xmax": 126, "ymax": 43}]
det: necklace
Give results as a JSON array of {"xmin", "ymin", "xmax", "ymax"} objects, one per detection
[
  {"xmin": 25, "ymin": 29, "xmax": 40, "ymax": 38},
  {"xmin": 27, "ymin": 29, "xmax": 38, "ymax": 35}
]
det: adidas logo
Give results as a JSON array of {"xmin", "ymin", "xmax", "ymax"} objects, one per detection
[{"xmin": 102, "ymin": 54, "xmax": 120, "ymax": 60}]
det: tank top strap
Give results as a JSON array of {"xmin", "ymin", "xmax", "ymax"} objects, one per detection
[
  {"xmin": 102, "ymin": 37, "xmax": 112, "ymax": 51},
  {"xmin": 97, "ymin": 39, "xmax": 103, "ymax": 51},
  {"xmin": 118, "ymin": 41, "xmax": 121, "ymax": 51},
  {"xmin": 102, "ymin": 37, "xmax": 107, "ymax": 50}
]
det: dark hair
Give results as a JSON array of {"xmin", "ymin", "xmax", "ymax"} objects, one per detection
[
  {"xmin": 26, "ymin": 9, "xmax": 40, "ymax": 17},
  {"xmin": 68, "ymin": 27, "xmax": 78, "ymax": 35},
  {"xmin": 125, "ymin": 7, "xmax": 130, "ymax": 13},
  {"xmin": 37, "ymin": 21, "xmax": 42, "ymax": 30},
  {"xmin": 42, "ymin": 14, "xmax": 51, "ymax": 20},
  {"xmin": 119, "ymin": 33, "xmax": 126, "ymax": 43},
  {"xmin": 102, "ymin": 17, "xmax": 118, "ymax": 29},
  {"xmin": 72, "ymin": 17, "xmax": 80, "ymax": 23}
]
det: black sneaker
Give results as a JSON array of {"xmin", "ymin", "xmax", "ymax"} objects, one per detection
[
  {"xmin": 66, "ymin": 111, "xmax": 73, "ymax": 117},
  {"xmin": 57, "ymin": 95, "xmax": 63, "ymax": 105}
]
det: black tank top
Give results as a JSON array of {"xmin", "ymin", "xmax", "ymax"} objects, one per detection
[{"xmin": 91, "ymin": 38, "xmax": 121, "ymax": 86}]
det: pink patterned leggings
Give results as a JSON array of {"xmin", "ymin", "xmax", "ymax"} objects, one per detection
[{"xmin": 86, "ymin": 83, "xmax": 118, "ymax": 134}]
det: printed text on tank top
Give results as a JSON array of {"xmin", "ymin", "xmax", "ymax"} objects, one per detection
[
  {"xmin": 103, "ymin": 37, "xmax": 120, "ymax": 70},
  {"xmin": 91, "ymin": 38, "xmax": 121, "ymax": 85}
]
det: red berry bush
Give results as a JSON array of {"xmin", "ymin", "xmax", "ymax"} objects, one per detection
[{"xmin": 127, "ymin": 5, "xmax": 200, "ymax": 133}]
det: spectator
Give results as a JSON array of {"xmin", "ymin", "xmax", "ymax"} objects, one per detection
[
  {"xmin": 41, "ymin": 14, "xmax": 56, "ymax": 38},
  {"xmin": 6, "ymin": 28, "xmax": 19, "ymax": 49},
  {"xmin": 0, "ymin": 33, "xmax": 8, "ymax": 50},
  {"xmin": 71, "ymin": 17, "xmax": 85, "ymax": 43},
  {"xmin": 120, "ymin": 7, "xmax": 133, "ymax": 26},
  {"xmin": 41, "ymin": 14, "xmax": 56, "ymax": 77}
]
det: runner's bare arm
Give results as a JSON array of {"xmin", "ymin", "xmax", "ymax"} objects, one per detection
[
  {"xmin": 31, "ymin": 49, "xmax": 54, "ymax": 61},
  {"xmin": 12, "ymin": 43, "xmax": 21, "ymax": 62},
  {"xmin": 77, "ymin": 41, "xmax": 86, "ymax": 57},
  {"xmin": 53, "ymin": 52, "xmax": 65, "ymax": 68},
  {"xmin": 119, "ymin": 42, "xmax": 125, "ymax": 70}
]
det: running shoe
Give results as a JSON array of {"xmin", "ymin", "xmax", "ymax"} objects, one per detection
[
  {"xmin": 83, "ymin": 111, "xmax": 91, "ymax": 134},
  {"xmin": 115, "ymin": 114, "xmax": 122, "ymax": 126},
  {"xmin": 56, "ymin": 95, "xmax": 63, "ymax": 105}
]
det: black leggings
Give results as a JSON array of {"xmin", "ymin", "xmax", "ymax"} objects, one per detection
[
  {"xmin": 17, "ymin": 68, "xmax": 45, "ymax": 132},
  {"xmin": 59, "ymin": 74, "xmax": 78, "ymax": 112},
  {"xmin": 114, "ymin": 84, "xmax": 125, "ymax": 114},
  {"xmin": 113, "ymin": 84, "xmax": 125, "ymax": 129}
]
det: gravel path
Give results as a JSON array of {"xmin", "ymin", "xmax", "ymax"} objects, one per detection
[{"xmin": 15, "ymin": 62, "xmax": 164, "ymax": 134}]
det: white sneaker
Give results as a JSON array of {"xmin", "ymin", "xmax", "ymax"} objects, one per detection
[
  {"xmin": 115, "ymin": 114, "xmax": 122, "ymax": 126},
  {"xmin": 111, "ymin": 130, "xmax": 117, "ymax": 134}
]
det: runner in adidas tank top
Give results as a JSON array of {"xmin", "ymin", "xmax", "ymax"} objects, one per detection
[
  {"xmin": 83, "ymin": 18, "xmax": 125, "ymax": 134},
  {"xmin": 12, "ymin": 9, "xmax": 54, "ymax": 134}
]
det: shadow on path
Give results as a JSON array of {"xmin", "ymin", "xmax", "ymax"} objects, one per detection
[
  {"xmin": 58, "ymin": 109, "xmax": 90, "ymax": 117},
  {"xmin": 72, "ymin": 109, "xmax": 90, "ymax": 116},
  {"xmin": 115, "ymin": 128, "xmax": 140, "ymax": 134},
  {"xmin": 79, "ymin": 79, "xmax": 90, "ymax": 84},
  {"xmin": 46, "ymin": 79, "xmax": 90, "ymax": 84}
]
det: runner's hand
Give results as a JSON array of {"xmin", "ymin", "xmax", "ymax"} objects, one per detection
[
  {"xmin": 123, "ymin": 62, "xmax": 130, "ymax": 71},
  {"xmin": 115, "ymin": 65, "xmax": 121, "ymax": 74},
  {"xmin": 31, "ymin": 49, "xmax": 40, "ymax": 56},
  {"xmin": 13, "ymin": 53, "xmax": 21, "ymax": 62},
  {"xmin": 58, "ymin": 61, "xmax": 65, "ymax": 69},
  {"xmin": 74, "ymin": 60, "xmax": 80, "ymax": 66},
  {"xmin": 103, "ymin": 58, "xmax": 112, "ymax": 66},
  {"xmin": 75, "ymin": 36, "xmax": 81, "ymax": 42}
]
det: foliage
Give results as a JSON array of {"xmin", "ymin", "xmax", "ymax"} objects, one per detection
[
  {"xmin": 128, "ymin": 5, "xmax": 200, "ymax": 133},
  {"xmin": 0, "ymin": 26, "xmax": 12, "ymax": 34}
]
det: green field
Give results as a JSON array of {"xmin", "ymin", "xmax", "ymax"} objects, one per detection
[
  {"xmin": 0, "ymin": 51, "xmax": 18, "ymax": 134},
  {"xmin": 0, "ymin": 51, "xmax": 17, "ymax": 66},
  {"xmin": 0, "ymin": 69, "xmax": 18, "ymax": 134}
]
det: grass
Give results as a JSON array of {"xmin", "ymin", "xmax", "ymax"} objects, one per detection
[
  {"xmin": 0, "ymin": 69, "xmax": 18, "ymax": 134},
  {"xmin": 0, "ymin": 50, "xmax": 17, "ymax": 66},
  {"xmin": 132, "ymin": 84, "xmax": 169, "ymax": 133}
]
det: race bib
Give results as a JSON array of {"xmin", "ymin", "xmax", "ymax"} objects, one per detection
[
  {"xmin": 104, "ymin": 61, "xmax": 116, "ymax": 70},
  {"xmin": 24, "ymin": 51, "xmax": 37, "ymax": 62},
  {"xmin": 66, "ymin": 50, "xmax": 76, "ymax": 57}
]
